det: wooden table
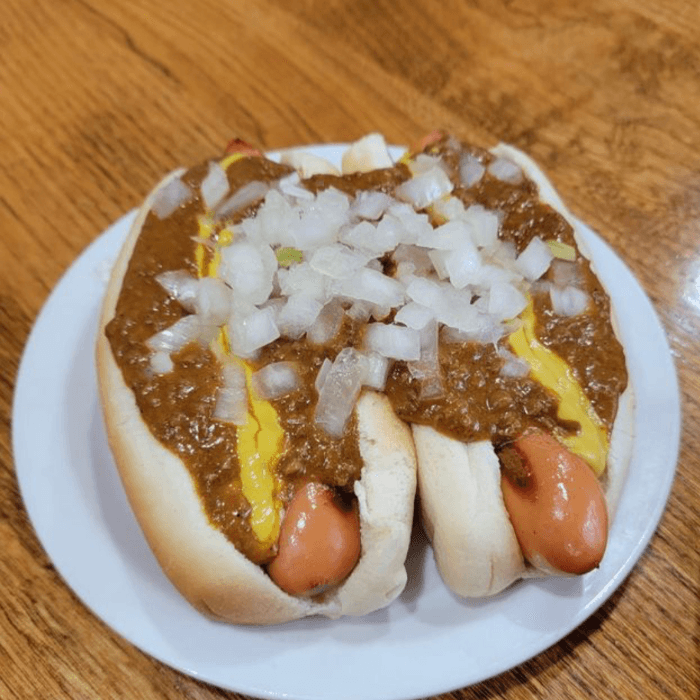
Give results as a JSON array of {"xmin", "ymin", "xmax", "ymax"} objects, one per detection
[{"xmin": 2, "ymin": 0, "xmax": 698, "ymax": 698}]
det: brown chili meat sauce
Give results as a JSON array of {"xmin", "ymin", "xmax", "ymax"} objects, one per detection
[{"xmin": 105, "ymin": 139, "xmax": 627, "ymax": 563}]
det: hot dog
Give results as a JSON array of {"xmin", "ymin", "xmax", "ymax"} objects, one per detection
[
  {"xmin": 407, "ymin": 137, "xmax": 634, "ymax": 596},
  {"xmin": 96, "ymin": 141, "xmax": 418, "ymax": 624},
  {"xmin": 96, "ymin": 132, "xmax": 633, "ymax": 623}
]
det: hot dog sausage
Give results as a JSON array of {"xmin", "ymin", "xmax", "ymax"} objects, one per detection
[
  {"xmin": 499, "ymin": 431, "xmax": 608, "ymax": 575},
  {"xmin": 267, "ymin": 483, "xmax": 362, "ymax": 596}
]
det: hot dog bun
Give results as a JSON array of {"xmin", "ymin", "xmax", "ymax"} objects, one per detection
[
  {"xmin": 96, "ymin": 169, "xmax": 417, "ymax": 625},
  {"xmin": 415, "ymin": 143, "xmax": 635, "ymax": 598}
]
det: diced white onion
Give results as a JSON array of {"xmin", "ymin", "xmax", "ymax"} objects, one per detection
[
  {"xmin": 278, "ymin": 172, "xmax": 314, "ymax": 201},
  {"xmin": 155, "ymin": 271, "xmax": 231, "ymax": 326},
  {"xmin": 155, "ymin": 270, "xmax": 200, "ymax": 310},
  {"xmin": 146, "ymin": 315, "xmax": 217, "ymax": 354},
  {"xmin": 315, "ymin": 358, "xmax": 333, "ymax": 394},
  {"xmin": 350, "ymin": 191, "xmax": 392, "ymax": 220},
  {"xmin": 487, "ymin": 282, "xmax": 528, "ymax": 321},
  {"xmin": 219, "ymin": 241, "xmax": 276, "ymax": 306},
  {"xmin": 362, "ymin": 351, "xmax": 390, "ymax": 391},
  {"xmin": 314, "ymin": 348, "xmax": 369, "ymax": 437},
  {"xmin": 332, "ymin": 267, "xmax": 405, "ymax": 308},
  {"xmin": 459, "ymin": 154, "xmax": 485, "ymax": 188},
  {"xmin": 365, "ymin": 323, "xmax": 421, "ymax": 361},
  {"xmin": 277, "ymin": 262, "xmax": 328, "ymax": 302},
  {"xmin": 416, "ymin": 219, "xmax": 472, "ymax": 250},
  {"xmin": 276, "ymin": 293, "xmax": 323, "ymax": 339},
  {"xmin": 151, "ymin": 177, "xmax": 193, "ymax": 219},
  {"xmin": 408, "ymin": 320, "xmax": 443, "ymax": 399},
  {"xmin": 346, "ymin": 300, "xmax": 373, "ymax": 323},
  {"xmin": 444, "ymin": 240, "xmax": 482, "ymax": 289},
  {"xmin": 488, "ymin": 157, "xmax": 523, "ymax": 184},
  {"xmin": 342, "ymin": 133, "xmax": 394, "ymax": 174},
  {"xmin": 395, "ymin": 166, "xmax": 454, "ymax": 210},
  {"xmin": 550, "ymin": 285, "xmax": 590, "ymax": 317},
  {"xmin": 252, "ymin": 362, "xmax": 299, "ymax": 399},
  {"xmin": 515, "ymin": 237, "xmax": 554, "ymax": 281},
  {"xmin": 213, "ymin": 362, "xmax": 248, "ymax": 425},
  {"xmin": 498, "ymin": 347, "xmax": 531, "ymax": 378},
  {"xmin": 201, "ymin": 161, "xmax": 229, "ymax": 209},
  {"xmin": 192, "ymin": 277, "xmax": 232, "ymax": 325},
  {"xmin": 280, "ymin": 151, "xmax": 340, "ymax": 178},
  {"xmin": 217, "ymin": 181, "xmax": 270, "ymax": 219},
  {"xmin": 550, "ymin": 259, "xmax": 582, "ymax": 287},
  {"xmin": 464, "ymin": 205, "xmax": 500, "ymax": 249},
  {"xmin": 228, "ymin": 307, "xmax": 280, "ymax": 357},
  {"xmin": 307, "ymin": 300, "xmax": 344, "ymax": 345},
  {"xmin": 309, "ymin": 243, "xmax": 370, "ymax": 279},
  {"xmin": 395, "ymin": 301, "xmax": 435, "ymax": 330},
  {"xmin": 387, "ymin": 203, "xmax": 433, "ymax": 244},
  {"xmin": 393, "ymin": 244, "xmax": 435, "ymax": 278},
  {"xmin": 289, "ymin": 188, "xmax": 350, "ymax": 251},
  {"xmin": 149, "ymin": 350, "xmax": 174, "ymax": 375}
]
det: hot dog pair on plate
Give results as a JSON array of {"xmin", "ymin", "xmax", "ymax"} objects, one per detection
[{"xmin": 96, "ymin": 132, "xmax": 633, "ymax": 624}]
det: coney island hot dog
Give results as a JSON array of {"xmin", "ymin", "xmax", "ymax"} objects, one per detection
[
  {"xmin": 96, "ymin": 132, "xmax": 633, "ymax": 624},
  {"xmin": 402, "ymin": 135, "xmax": 634, "ymax": 596}
]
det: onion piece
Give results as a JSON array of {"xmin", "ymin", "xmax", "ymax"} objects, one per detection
[
  {"xmin": 217, "ymin": 181, "xmax": 270, "ymax": 219},
  {"xmin": 350, "ymin": 191, "xmax": 392, "ymax": 221},
  {"xmin": 252, "ymin": 362, "xmax": 299, "ymax": 399},
  {"xmin": 488, "ymin": 157, "xmax": 523, "ymax": 184},
  {"xmin": 228, "ymin": 307, "xmax": 280, "ymax": 358},
  {"xmin": 444, "ymin": 240, "xmax": 483, "ymax": 289},
  {"xmin": 515, "ymin": 237, "xmax": 554, "ymax": 281},
  {"xmin": 395, "ymin": 301, "xmax": 435, "ymax": 330},
  {"xmin": 497, "ymin": 347, "xmax": 531, "ymax": 378},
  {"xmin": 550, "ymin": 259, "xmax": 583, "ymax": 288},
  {"xmin": 155, "ymin": 270, "xmax": 199, "ymax": 310},
  {"xmin": 151, "ymin": 177, "xmax": 193, "ymax": 219},
  {"xmin": 278, "ymin": 172, "xmax": 314, "ymax": 201},
  {"xmin": 547, "ymin": 239, "xmax": 577, "ymax": 261},
  {"xmin": 341, "ymin": 133, "xmax": 394, "ymax": 174},
  {"xmin": 315, "ymin": 358, "xmax": 333, "ymax": 394},
  {"xmin": 219, "ymin": 241, "xmax": 277, "ymax": 306},
  {"xmin": 149, "ymin": 351, "xmax": 174, "ymax": 375},
  {"xmin": 309, "ymin": 243, "xmax": 371, "ymax": 279},
  {"xmin": 314, "ymin": 348, "xmax": 369, "ymax": 438},
  {"xmin": 395, "ymin": 166, "xmax": 454, "ymax": 210},
  {"xmin": 289, "ymin": 188, "xmax": 351, "ymax": 251},
  {"xmin": 192, "ymin": 277, "xmax": 232, "ymax": 325},
  {"xmin": 201, "ymin": 161, "xmax": 229, "ymax": 209},
  {"xmin": 550, "ymin": 285, "xmax": 590, "ymax": 317},
  {"xmin": 213, "ymin": 362, "xmax": 248, "ymax": 425},
  {"xmin": 276, "ymin": 293, "xmax": 323, "ymax": 339},
  {"xmin": 332, "ymin": 267, "xmax": 405, "ymax": 308},
  {"xmin": 280, "ymin": 151, "xmax": 340, "ymax": 178},
  {"xmin": 487, "ymin": 282, "xmax": 528, "ymax": 321},
  {"xmin": 365, "ymin": 323, "xmax": 421, "ymax": 361},
  {"xmin": 307, "ymin": 300, "xmax": 344, "ymax": 345},
  {"xmin": 155, "ymin": 271, "xmax": 231, "ymax": 325},
  {"xmin": 362, "ymin": 351, "xmax": 390, "ymax": 391},
  {"xmin": 459, "ymin": 154, "xmax": 486, "ymax": 187},
  {"xmin": 146, "ymin": 315, "xmax": 217, "ymax": 354},
  {"xmin": 408, "ymin": 320, "xmax": 443, "ymax": 399},
  {"xmin": 464, "ymin": 205, "xmax": 500, "ymax": 249}
]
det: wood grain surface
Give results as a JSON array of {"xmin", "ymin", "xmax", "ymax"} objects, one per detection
[{"xmin": 2, "ymin": 0, "xmax": 698, "ymax": 698}]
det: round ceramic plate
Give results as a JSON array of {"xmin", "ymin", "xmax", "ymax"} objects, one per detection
[{"xmin": 13, "ymin": 145, "xmax": 680, "ymax": 700}]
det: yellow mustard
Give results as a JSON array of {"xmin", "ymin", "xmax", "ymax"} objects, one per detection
[{"xmin": 508, "ymin": 298, "xmax": 609, "ymax": 476}]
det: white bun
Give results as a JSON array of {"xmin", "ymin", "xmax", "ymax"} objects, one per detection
[
  {"xmin": 96, "ymin": 170, "xmax": 417, "ymax": 625},
  {"xmin": 415, "ymin": 143, "xmax": 635, "ymax": 598}
]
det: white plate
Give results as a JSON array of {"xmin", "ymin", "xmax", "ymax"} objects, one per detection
[{"xmin": 13, "ymin": 145, "xmax": 680, "ymax": 700}]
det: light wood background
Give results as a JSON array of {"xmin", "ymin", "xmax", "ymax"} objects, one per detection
[{"xmin": 2, "ymin": 0, "xmax": 698, "ymax": 698}]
